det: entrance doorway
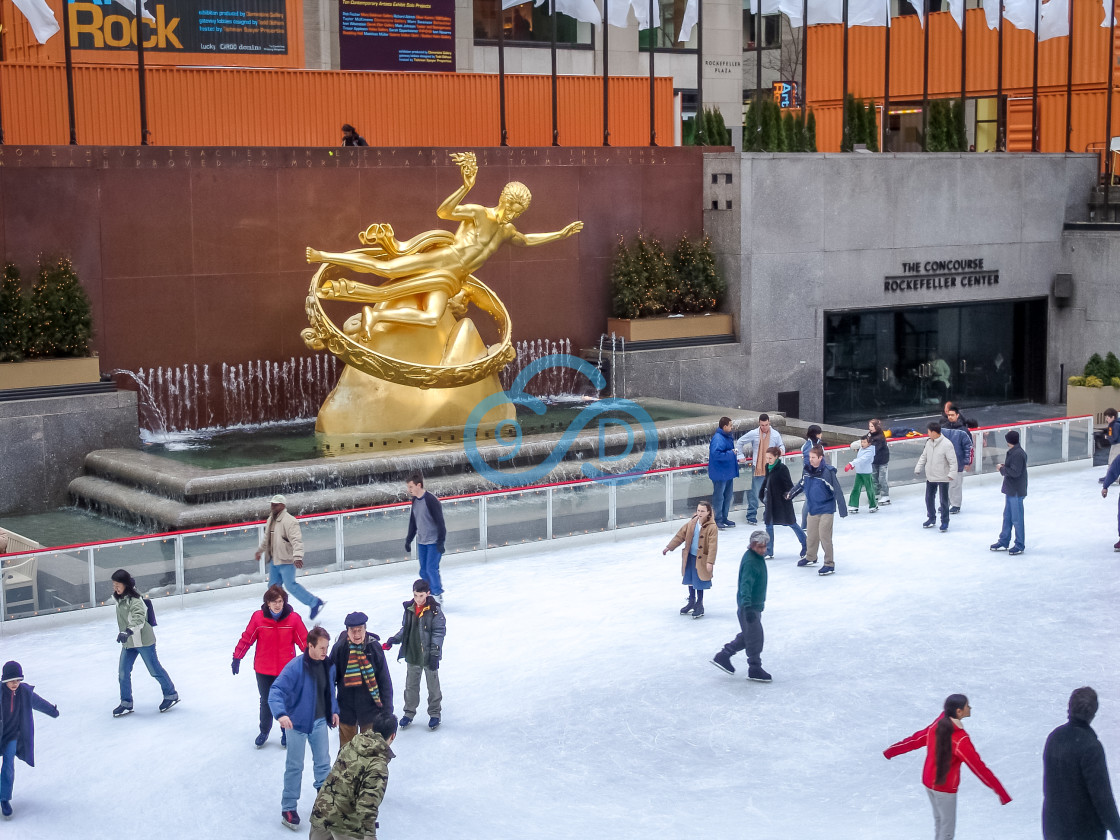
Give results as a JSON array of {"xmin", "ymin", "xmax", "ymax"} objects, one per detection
[{"xmin": 823, "ymin": 299, "xmax": 1047, "ymax": 425}]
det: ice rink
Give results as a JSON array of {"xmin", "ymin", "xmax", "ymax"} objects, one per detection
[{"xmin": 1, "ymin": 461, "xmax": 1118, "ymax": 839}]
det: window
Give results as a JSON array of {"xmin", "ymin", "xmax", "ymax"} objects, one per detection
[
  {"xmin": 638, "ymin": 0, "xmax": 699, "ymax": 50},
  {"xmin": 743, "ymin": 4, "xmax": 780, "ymax": 51},
  {"xmin": 974, "ymin": 97, "xmax": 999, "ymax": 152},
  {"xmin": 474, "ymin": 0, "xmax": 593, "ymax": 46}
]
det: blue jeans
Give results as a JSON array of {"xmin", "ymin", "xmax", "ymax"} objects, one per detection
[
  {"xmin": 417, "ymin": 543, "xmax": 444, "ymax": 595},
  {"xmin": 999, "ymin": 495, "xmax": 1025, "ymax": 551},
  {"xmin": 746, "ymin": 474, "xmax": 765, "ymax": 521},
  {"xmin": 282, "ymin": 717, "xmax": 330, "ymax": 811},
  {"xmin": 711, "ymin": 479, "xmax": 734, "ymax": 525},
  {"xmin": 0, "ymin": 738, "xmax": 16, "ymax": 802},
  {"xmin": 766, "ymin": 521, "xmax": 807, "ymax": 557},
  {"xmin": 268, "ymin": 562, "xmax": 319, "ymax": 609},
  {"xmin": 119, "ymin": 644, "xmax": 177, "ymax": 705}
]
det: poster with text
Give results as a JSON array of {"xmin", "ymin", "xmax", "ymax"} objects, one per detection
[
  {"xmin": 339, "ymin": 0, "xmax": 454, "ymax": 71},
  {"xmin": 68, "ymin": 0, "xmax": 288, "ymax": 56}
]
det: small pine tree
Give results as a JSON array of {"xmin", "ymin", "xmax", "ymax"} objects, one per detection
[
  {"xmin": 610, "ymin": 237, "xmax": 643, "ymax": 319},
  {"xmin": 764, "ymin": 101, "xmax": 783, "ymax": 151},
  {"xmin": 806, "ymin": 110, "xmax": 817, "ymax": 151},
  {"xmin": 743, "ymin": 100, "xmax": 761, "ymax": 152},
  {"xmin": 1104, "ymin": 351, "xmax": 1120, "ymax": 381},
  {"xmin": 841, "ymin": 94, "xmax": 856, "ymax": 152},
  {"xmin": 793, "ymin": 110, "xmax": 807, "ymax": 152},
  {"xmin": 1084, "ymin": 353, "xmax": 1108, "ymax": 380},
  {"xmin": 865, "ymin": 101, "xmax": 880, "ymax": 152},
  {"xmin": 781, "ymin": 111, "xmax": 797, "ymax": 153},
  {"xmin": 713, "ymin": 108, "xmax": 730, "ymax": 145},
  {"xmin": 28, "ymin": 256, "xmax": 92, "ymax": 358},
  {"xmin": 692, "ymin": 236, "xmax": 726, "ymax": 311},
  {"xmin": 0, "ymin": 263, "xmax": 29, "ymax": 362},
  {"xmin": 951, "ymin": 99, "xmax": 967, "ymax": 151},
  {"xmin": 630, "ymin": 234, "xmax": 671, "ymax": 318}
]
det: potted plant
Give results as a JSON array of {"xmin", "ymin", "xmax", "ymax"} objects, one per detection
[
  {"xmin": 1066, "ymin": 352, "xmax": 1120, "ymax": 423},
  {"xmin": 606, "ymin": 234, "xmax": 732, "ymax": 342}
]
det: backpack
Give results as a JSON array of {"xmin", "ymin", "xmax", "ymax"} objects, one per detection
[{"xmin": 144, "ymin": 597, "xmax": 158, "ymax": 627}]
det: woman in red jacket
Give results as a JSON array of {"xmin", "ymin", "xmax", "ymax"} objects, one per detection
[
  {"xmin": 884, "ymin": 694, "xmax": 1011, "ymax": 839},
  {"xmin": 232, "ymin": 585, "xmax": 308, "ymax": 748}
]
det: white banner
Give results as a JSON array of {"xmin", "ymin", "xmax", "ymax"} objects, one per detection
[
  {"xmin": 948, "ymin": 0, "xmax": 964, "ymax": 28},
  {"xmin": 1003, "ymin": 0, "xmax": 1037, "ymax": 32},
  {"xmin": 606, "ymin": 0, "xmax": 660, "ymax": 28},
  {"xmin": 1038, "ymin": 0, "xmax": 1069, "ymax": 39},
  {"xmin": 112, "ymin": 0, "xmax": 157, "ymax": 22},
  {"xmin": 908, "ymin": 0, "xmax": 924, "ymax": 27},
  {"xmin": 1103, "ymin": 0, "xmax": 1115, "ymax": 27},
  {"xmin": 555, "ymin": 0, "xmax": 602, "ymax": 24},
  {"xmin": 983, "ymin": 0, "xmax": 1000, "ymax": 28},
  {"xmin": 678, "ymin": 0, "xmax": 698, "ymax": 39},
  {"xmin": 11, "ymin": 0, "xmax": 59, "ymax": 44},
  {"xmin": 848, "ymin": 0, "xmax": 889, "ymax": 26},
  {"xmin": 807, "ymin": 0, "xmax": 843, "ymax": 25}
]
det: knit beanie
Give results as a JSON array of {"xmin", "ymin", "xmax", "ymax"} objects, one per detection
[
  {"xmin": 1005, "ymin": 430, "xmax": 1020, "ymax": 445},
  {"xmin": 1, "ymin": 661, "xmax": 23, "ymax": 683}
]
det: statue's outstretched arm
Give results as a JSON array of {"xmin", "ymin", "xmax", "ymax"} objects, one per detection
[
  {"xmin": 510, "ymin": 220, "xmax": 584, "ymax": 247},
  {"xmin": 437, "ymin": 153, "xmax": 478, "ymax": 221}
]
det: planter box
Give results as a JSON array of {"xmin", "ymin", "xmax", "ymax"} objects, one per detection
[
  {"xmin": 0, "ymin": 356, "xmax": 101, "ymax": 391},
  {"xmin": 607, "ymin": 313, "xmax": 734, "ymax": 343},
  {"xmin": 1067, "ymin": 384, "xmax": 1120, "ymax": 424}
]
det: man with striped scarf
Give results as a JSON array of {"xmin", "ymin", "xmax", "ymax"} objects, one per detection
[{"xmin": 330, "ymin": 612, "xmax": 394, "ymax": 749}]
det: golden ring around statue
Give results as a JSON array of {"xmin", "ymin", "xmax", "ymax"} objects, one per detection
[{"xmin": 300, "ymin": 262, "xmax": 516, "ymax": 390}]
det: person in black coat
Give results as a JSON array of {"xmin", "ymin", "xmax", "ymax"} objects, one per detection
[
  {"xmin": 0, "ymin": 661, "xmax": 59, "ymax": 819},
  {"xmin": 991, "ymin": 429, "xmax": 1028, "ymax": 555},
  {"xmin": 758, "ymin": 446, "xmax": 807, "ymax": 560},
  {"xmin": 1042, "ymin": 686, "xmax": 1120, "ymax": 840},
  {"xmin": 868, "ymin": 419, "xmax": 891, "ymax": 506},
  {"xmin": 330, "ymin": 612, "xmax": 393, "ymax": 749}
]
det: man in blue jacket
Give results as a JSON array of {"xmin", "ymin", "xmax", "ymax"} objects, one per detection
[
  {"xmin": 940, "ymin": 425, "xmax": 974, "ymax": 515},
  {"xmin": 269, "ymin": 626, "xmax": 340, "ymax": 831},
  {"xmin": 708, "ymin": 417, "xmax": 739, "ymax": 530},
  {"xmin": 788, "ymin": 446, "xmax": 848, "ymax": 575}
]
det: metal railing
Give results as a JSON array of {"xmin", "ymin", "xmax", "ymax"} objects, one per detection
[{"xmin": 0, "ymin": 415, "xmax": 1094, "ymax": 622}]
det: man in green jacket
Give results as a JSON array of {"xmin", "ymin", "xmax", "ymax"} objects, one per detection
[
  {"xmin": 309, "ymin": 713, "xmax": 397, "ymax": 840},
  {"xmin": 711, "ymin": 531, "xmax": 771, "ymax": 682}
]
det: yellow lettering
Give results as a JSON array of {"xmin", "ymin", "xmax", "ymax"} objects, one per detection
[
  {"xmin": 156, "ymin": 7, "xmax": 182, "ymax": 48},
  {"xmin": 103, "ymin": 14, "xmax": 130, "ymax": 47},
  {"xmin": 132, "ymin": 18, "xmax": 156, "ymax": 49},
  {"xmin": 70, "ymin": 3, "xmax": 105, "ymax": 48}
]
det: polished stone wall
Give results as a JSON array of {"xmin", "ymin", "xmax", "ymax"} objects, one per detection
[{"xmin": 0, "ymin": 391, "xmax": 139, "ymax": 516}]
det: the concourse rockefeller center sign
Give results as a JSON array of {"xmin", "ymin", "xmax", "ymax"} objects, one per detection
[
  {"xmin": 339, "ymin": 0, "xmax": 454, "ymax": 71},
  {"xmin": 883, "ymin": 257, "xmax": 1000, "ymax": 295}
]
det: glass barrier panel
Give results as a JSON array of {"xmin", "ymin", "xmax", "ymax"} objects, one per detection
[
  {"xmin": 616, "ymin": 473, "xmax": 668, "ymax": 528},
  {"xmin": 1068, "ymin": 418, "xmax": 1090, "ymax": 462},
  {"xmin": 297, "ymin": 517, "xmax": 339, "ymax": 573},
  {"xmin": 341, "ymin": 507, "xmax": 411, "ymax": 570},
  {"xmin": 978, "ymin": 428, "xmax": 1014, "ymax": 474},
  {"xmin": 444, "ymin": 497, "xmax": 482, "ymax": 553},
  {"xmin": 3, "ymin": 550, "xmax": 91, "ymax": 620},
  {"xmin": 93, "ymin": 538, "xmax": 178, "ymax": 604},
  {"xmin": 674, "ymin": 467, "xmax": 716, "ymax": 518},
  {"xmin": 883, "ymin": 438, "xmax": 928, "ymax": 488},
  {"xmin": 552, "ymin": 482, "xmax": 610, "ymax": 537},
  {"xmin": 182, "ymin": 526, "xmax": 264, "ymax": 593},
  {"xmin": 1024, "ymin": 421, "xmax": 1064, "ymax": 467},
  {"xmin": 485, "ymin": 491, "xmax": 547, "ymax": 547}
]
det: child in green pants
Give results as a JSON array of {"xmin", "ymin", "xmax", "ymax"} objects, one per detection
[{"xmin": 846, "ymin": 436, "xmax": 878, "ymax": 513}]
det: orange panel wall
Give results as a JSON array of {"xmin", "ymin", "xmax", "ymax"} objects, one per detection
[{"xmin": 0, "ymin": 64, "xmax": 675, "ymax": 147}]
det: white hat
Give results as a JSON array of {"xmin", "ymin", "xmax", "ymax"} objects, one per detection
[{"xmin": 270, "ymin": 494, "xmax": 286, "ymax": 505}]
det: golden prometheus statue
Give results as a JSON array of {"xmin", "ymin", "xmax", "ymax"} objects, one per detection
[{"xmin": 301, "ymin": 151, "xmax": 584, "ymax": 436}]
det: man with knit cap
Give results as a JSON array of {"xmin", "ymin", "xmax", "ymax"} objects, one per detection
[
  {"xmin": 255, "ymin": 495, "xmax": 326, "ymax": 620},
  {"xmin": 0, "ymin": 661, "xmax": 59, "ymax": 820},
  {"xmin": 991, "ymin": 429, "xmax": 1028, "ymax": 556},
  {"xmin": 710, "ymin": 531, "xmax": 772, "ymax": 683},
  {"xmin": 330, "ymin": 612, "xmax": 393, "ymax": 749}
]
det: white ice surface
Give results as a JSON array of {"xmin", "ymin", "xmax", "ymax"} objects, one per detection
[{"xmin": 2, "ymin": 462, "xmax": 1118, "ymax": 839}]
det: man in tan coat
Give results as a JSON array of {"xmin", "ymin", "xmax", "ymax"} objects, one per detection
[{"xmin": 255, "ymin": 495, "xmax": 325, "ymax": 619}]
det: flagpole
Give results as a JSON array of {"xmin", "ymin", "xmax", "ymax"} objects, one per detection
[
  {"xmin": 498, "ymin": 0, "xmax": 508, "ymax": 146},
  {"xmin": 1106, "ymin": 0, "xmax": 1116, "ymax": 204},
  {"xmin": 696, "ymin": 0, "xmax": 704, "ymax": 144},
  {"xmin": 1031, "ymin": 0, "xmax": 1040, "ymax": 151},
  {"xmin": 551, "ymin": 0, "xmax": 559, "ymax": 145},
  {"xmin": 1065, "ymin": 0, "xmax": 1074, "ymax": 152},
  {"xmin": 137, "ymin": 7, "xmax": 149, "ymax": 145},
  {"xmin": 757, "ymin": 6, "xmax": 764, "ymax": 113},
  {"xmin": 842, "ymin": 0, "xmax": 849, "ymax": 146},
  {"xmin": 960, "ymin": 1, "xmax": 967, "ymax": 104},
  {"xmin": 922, "ymin": 0, "xmax": 930, "ymax": 151},
  {"xmin": 602, "ymin": 0, "xmax": 610, "ymax": 145},
  {"xmin": 801, "ymin": 0, "xmax": 808, "ymax": 117},
  {"xmin": 649, "ymin": 0, "xmax": 657, "ymax": 146},
  {"xmin": 884, "ymin": 5, "xmax": 891, "ymax": 150},
  {"xmin": 61, "ymin": 0, "xmax": 78, "ymax": 144},
  {"xmin": 997, "ymin": 0, "xmax": 1005, "ymax": 148}
]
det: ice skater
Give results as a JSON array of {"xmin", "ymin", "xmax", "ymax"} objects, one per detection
[
  {"xmin": 915, "ymin": 422, "xmax": 958, "ymax": 532},
  {"xmin": 269, "ymin": 625, "xmax": 339, "ymax": 831},
  {"xmin": 111, "ymin": 569, "xmax": 179, "ymax": 717},
  {"xmin": 868, "ymin": 419, "xmax": 891, "ymax": 506},
  {"xmin": 0, "ymin": 662, "xmax": 59, "ymax": 820},
  {"xmin": 309, "ymin": 712, "xmax": 397, "ymax": 840},
  {"xmin": 232, "ymin": 584, "xmax": 308, "ymax": 748},
  {"xmin": 330, "ymin": 612, "xmax": 394, "ymax": 748},
  {"xmin": 990, "ymin": 430, "xmax": 1028, "ymax": 556},
  {"xmin": 735, "ymin": 414, "xmax": 785, "ymax": 525},
  {"xmin": 708, "ymin": 417, "xmax": 739, "ymax": 530},
  {"xmin": 255, "ymin": 495, "xmax": 326, "ymax": 620},
  {"xmin": 710, "ymin": 530, "xmax": 771, "ymax": 682},
  {"xmin": 1102, "ymin": 408, "xmax": 1120, "ymax": 467},
  {"xmin": 758, "ymin": 447, "xmax": 806, "ymax": 560},
  {"xmin": 787, "ymin": 446, "xmax": 847, "ymax": 575},
  {"xmin": 939, "ymin": 420, "xmax": 974, "ymax": 515},
  {"xmin": 405, "ymin": 474, "xmax": 448, "ymax": 602},
  {"xmin": 799, "ymin": 425, "xmax": 824, "ymax": 529},
  {"xmin": 884, "ymin": 694, "xmax": 1011, "ymax": 840},
  {"xmin": 382, "ymin": 579, "xmax": 445, "ymax": 731},
  {"xmin": 663, "ymin": 501, "xmax": 719, "ymax": 618},
  {"xmin": 845, "ymin": 436, "xmax": 878, "ymax": 513},
  {"xmin": 1100, "ymin": 454, "xmax": 1120, "ymax": 552}
]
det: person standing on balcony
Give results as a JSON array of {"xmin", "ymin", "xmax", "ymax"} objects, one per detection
[
  {"xmin": 110, "ymin": 569, "xmax": 179, "ymax": 717},
  {"xmin": 735, "ymin": 414, "xmax": 785, "ymax": 526},
  {"xmin": 341, "ymin": 124, "xmax": 368, "ymax": 146},
  {"xmin": 405, "ymin": 474, "xmax": 447, "ymax": 602},
  {"xmin": 255, "ymin": 495, "xmax": 326, "ymax": 620},
  {"xmin": 708, "ymin": 417, "xmax": 739, "ymax": 530},
  {"xmin": 232, "ymin": 584, "xmax": 308, "ymax": 749}
]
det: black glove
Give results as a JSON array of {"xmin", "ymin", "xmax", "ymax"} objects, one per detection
[
  {"xmin": 427, "ymin": 654, "xmax": 439, "ymax": 671},
  {"xmin": 404, "ymin": 541, "xmax": 412, "ymax": 553},
  {"xmin": 116, "ymin": 630, "xmax": 133, "ymax": 643},
  {"xmin": 231, "ymin": 658, "xmax": 241, "ymax": 675},
  {"xmin": 437, "ymin": 543, "xmax": 445, "ymax": 555},
  {"xmin": 744, "ymin": 610, "xmax": 758, "ymax": 625}
]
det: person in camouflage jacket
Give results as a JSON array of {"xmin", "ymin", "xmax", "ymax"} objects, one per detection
[{"xmin": 309, "ymin": 713, "xmax": 397, "ymax": 840}]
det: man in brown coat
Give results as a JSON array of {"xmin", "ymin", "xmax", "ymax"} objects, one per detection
[{"xmin": 255, "ymin": 495, "xmax": 325, "ymax": 619}]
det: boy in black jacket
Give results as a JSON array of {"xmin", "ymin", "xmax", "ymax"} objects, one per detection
[
  {"xmin": 383, "ymin": 579, "xmax": 446, "ymax": 731},
  {"xmin": 991, "ymin": 429, "xmax": 1028, "ymax": 555}
]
